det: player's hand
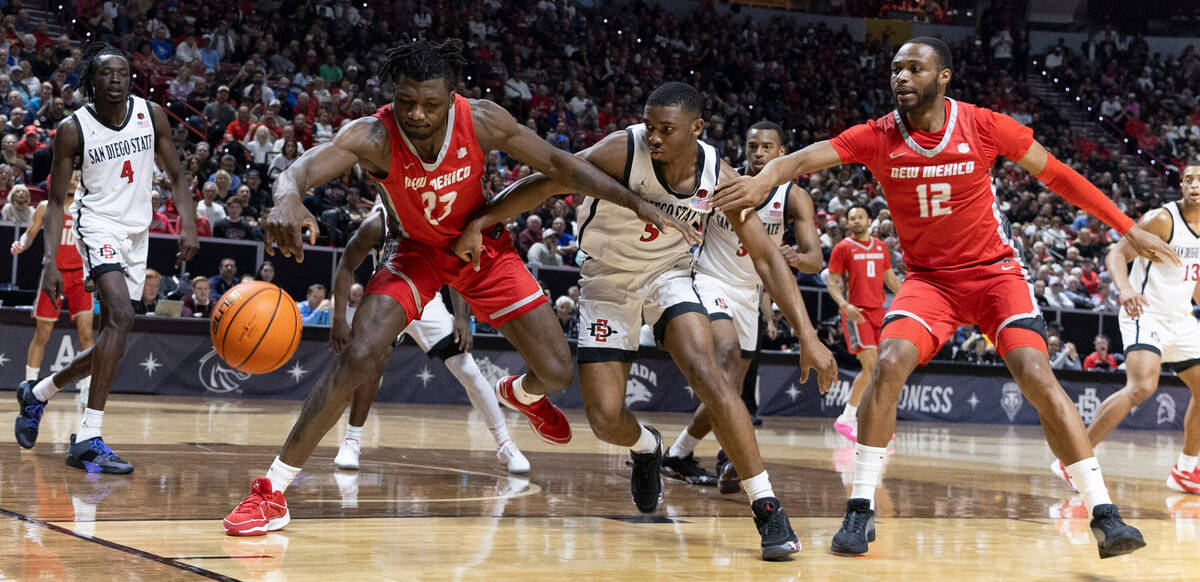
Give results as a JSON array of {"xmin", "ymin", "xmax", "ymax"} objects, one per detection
[
  {"xmin": 39, "ymin": 264, "xmax": 62, "ymax": 311},
  {"xmin": 766, "ymin": 318, "xmax": 778, "ymax": 341},
  {"xmin": 329, "ymin": 317, "xmax": 350, "ymax": 353},
  {"xmin": 452, "ymin": 317, "xmax": 473, "ymax": 353},
  {"xmin": 176, "ymin": 223, "xmax": 199, "ymax": 266},
  {"xmin": 452, "ymin": 220, "xmax": 485, "ymax": 272},
  {"xmin": 264, "ymin": 195, "xmax": 318, "ymax": 262},
  {"xmin": 798, "ymin": 334, "xmax": 837, "ymax": 395},
  {"xmin": 712, "ymin": 174, "xmax": 771, "ymax": 214},
  {"xmin": 10, "ymin": 238, "xmax": 24, "ymax": 254},
  {"xmin": 842, "ymin": 304, "xmax": 865, "ymax": 324},
  {"xmin": 634, "ymin": 198, "xmax": 700, "ymax": 246},
  {"xmin": 1117, "ymin": 288, "xmax": 1149, "ymax": 319},
  {"xmin": 1124, "ymin": 224, "xmax": 1182, "ymax": 267},
  {"xmin": 778, "ymin": 243, "xmax": 799, "ymax": 268}
]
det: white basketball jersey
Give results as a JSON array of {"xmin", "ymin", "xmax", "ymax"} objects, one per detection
[
  {"xmin": 1128, "ymin": 201, "xmax": 1200, "ymax": 318},
  {"xmin": 69, "ymin": 96, "xmax": 157, "ymax": 234},
  {"xmin": 576, "ymin": 124, "xmax": 717, "ymax": 271},
  {"xmin": 694, "ymin": 182, "xmax": 789, "ymax": 286}
]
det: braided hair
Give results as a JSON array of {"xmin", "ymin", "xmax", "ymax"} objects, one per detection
[
  {"xmin": 377, "ymin": 39, "xmax": 467, "ymax": 88},
  {"xmin": 78, "ymin": 42, "xmax": 127, "ymax": 102}
]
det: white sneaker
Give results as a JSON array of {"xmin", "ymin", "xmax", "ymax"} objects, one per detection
[
  {"xmin": 334, "ymin": 438, "xmax": 361, "ymax": 470},
  {"xmin": 334, "ymin": 471, "xmax": 359, "ymax": 508},
  {"xmin": 497, "ymin": 440, "xmax": 530, "ymax": 474}
]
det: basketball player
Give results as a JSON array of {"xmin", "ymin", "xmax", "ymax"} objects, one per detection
[
  {"xmin": 711, "ymin": 37, "xmax": 1170, "ymax": 557},
  {"xmin": 454, "ymin": 83, "xmax": 838, "ymax": 561},
  {"xmin": 828, "ymin": 205, "xmax": 902, "ymax": 441},
  {"xmin": 13, "ymin": 42, "xmax": 199, "ymax": 473},
  {"xmin": 1049, "ymin": 163, "xmax": 1200, "ymax": 495},
  {"xmin": 660, "ymin": 120, "xmax": 823, "ymax": 488},
  {"xmin": 328, "ymin": 204, "xmax": 529, "ymax": 473},
  {"xmin": 224, "ymin": 40, "xmax": 692, "ymax": 536},
  {"xmin": 11, "ymin": 171, "xmax": 94, "ymax": 406}
]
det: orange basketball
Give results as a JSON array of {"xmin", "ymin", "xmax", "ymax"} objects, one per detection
[{"xmin": 210, "ymin": 281, "xmax": 303, "ymax": 374}]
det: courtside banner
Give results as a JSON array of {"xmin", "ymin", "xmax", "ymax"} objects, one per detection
[{"xmin": 0, "ymin": 310, "xmax": 1183, "ymax": 431}]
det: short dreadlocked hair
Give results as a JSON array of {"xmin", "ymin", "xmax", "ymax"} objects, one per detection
[
  {"xmin": 79, "ymin": 42, "xmax": 127, "ymax": 102},
  {"xmin": 377, "ymin": 39, "xmax": 467, "ymax": 89}
]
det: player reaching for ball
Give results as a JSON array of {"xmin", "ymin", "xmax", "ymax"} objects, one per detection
[
  {"xmin": 13, "ymin": 42, "xmax": 198, "ymax": 473},
  {"xmin": 711, "ymin": 37, "xmax": 1172, "ymax": 558},
  {"xmin": 223, "ymin": 39, "xmax": 694, "ymax": 536}
]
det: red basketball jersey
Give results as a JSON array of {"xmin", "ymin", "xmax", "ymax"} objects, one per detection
[
  {"xmin": 828, "ymin": 236, "xmax": 890, "ymax": 308},
  {"xmin": 830, "ymin": 98, "xmax": 1034, "ymax": 272},
  {"xmin": 58, "ymin": 212, "xmax": 82, "ymax": 270},
  {"xmin": 372, "ymin": 95, "xmax": 487, "ymax": 250}
]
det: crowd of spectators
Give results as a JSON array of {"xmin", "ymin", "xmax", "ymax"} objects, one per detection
[{"xmin": 0, "ymin": 1, "xmax": 1172, "ymax": 366}]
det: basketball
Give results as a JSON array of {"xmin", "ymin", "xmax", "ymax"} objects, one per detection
[{"xmin": 210, "ymin": 281, "xmax": 302, "ymax": 374}]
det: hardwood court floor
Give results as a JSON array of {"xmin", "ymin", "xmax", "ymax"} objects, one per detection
[{"xmin": 1, "ymin": 394, "xmax": 1198, "ymax": 581}]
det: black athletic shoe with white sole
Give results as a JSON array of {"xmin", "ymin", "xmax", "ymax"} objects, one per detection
[
  {"xmin": 629, "ymin": 426, "xmax": 663, "ymax": 513},
  {"xmin": 65, "ymin": 434, "xmax": 134, "ymax": 474},
  {"xmin": 752, "ymin": 496, "xmax": 801, "ymax": 560},
  {"xmin": 831, "ymin": 498, "xmax": 876, "ymax": 555},
  {"xmin": 14, "ymin": 380, "xmax": 45, "ymax": 449},
  {"xmin": 1090, "ymin": 504, "xmax": 1146, "ymax": 558},
  {"xmin": 661, "ymin": 453, "xmax": 717, "ymax": 486}
]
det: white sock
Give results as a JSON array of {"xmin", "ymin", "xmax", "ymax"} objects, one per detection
[
  {"xmin": 266, "ymin": 456, "xmax": 302, "ymax": 493},
  {"xmin": 1065, "ymin": 457, "xmax": 1113, "ymax": 512},
  {"xmin": 32, "ymin": 375, "xmax": 61, "ymax": 402},
  {"xmin": 25, "ymin": 365, "xmax": 39, "ymax": 381},
  {"xmin": 77, "ymin": 376, "xmax": 91, "ymax": 390},
  {"xmin": 511, "ymin": 374, "xmax": 543, "ymax": 405},
  {"xmin": 1178, "ymin": 452, "xmax": 1199, "ymax": 473},
  {"xmin": 841, "ymin": 403, "xmax": 858, "ymax": 420},
  {"xmin": 631, "ymin": 424, "xmax": 658, "ymax": 453},
  {"xmin": 742, "ymin": 470, "xmax": 776, "ymax": 502},
  {"xmin": 667, "ymin": 430, "xmax": 702, "ymax": 459},
  {"xmin": 76, "ymin": 408, "xmax": 103, "ymax": 442},
  {"xmin": 850, "ymin": 443, "xmax": 888, "ymax": 508},
  {"xmin": 447, "ymin": 353, "xmax": 511, "ymax": 445},
  {"xmin": 344, "ymin": 424, "xmax": 363, "ymax": 442}
]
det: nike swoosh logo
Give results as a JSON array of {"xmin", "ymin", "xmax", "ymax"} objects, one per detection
[
  {"xmin": 403, "ymin": 162, "xmax": 415, "ymax": 170},
  {"xmin": 889, "ymin": 152, "xmax": 904, "ymax": 159},
  {"xmin": 1001, "ymin": 265, "xmax": 1016, "ymax": 271}
]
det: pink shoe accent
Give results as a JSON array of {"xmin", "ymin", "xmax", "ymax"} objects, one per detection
[{"xmin": 834, "ymin": 419, "xmax": 857, "ymax": 442}]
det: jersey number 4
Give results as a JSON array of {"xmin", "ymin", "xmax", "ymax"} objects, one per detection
[
  {"xmin": 421, "ymin": 190, "xmax": 457, "ymax": 225},
  {"xmin": 916, "ymin": 183, "xmax": 951, "ymax": 218},
  {"xmin": 120, "ymin": 160, "xmax": 134, "ymax": 183}
]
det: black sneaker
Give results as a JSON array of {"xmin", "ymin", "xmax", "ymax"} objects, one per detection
[
  {"xmin": 14, "ymin": 380, "xmax": 45, "ymax": 449},
  {"xmin": 1090, "ymin": 503, "xmax": 1146, "ymax": 558},
  {"xmin": 830, "ymin": 498, "xmax": 875, "ymax": 555},
  {"xmin": 65, "ymin": 434, "xmax": 134, "ymax": 474},
  {"xmin": 751, "ymin": 415, "xmax": 763, "ymax": 427},
  {"xmin": 629, "ymin": 426, "xmax": 663, "ymax": 513},
  {"xmin": 752, "ymin": 496, "xmax": 801, "ymax": 560},
  {"xmin": 715, "ymin": 449, "xmax": 741, "ymax": 494},
  {"xmin": 661, "ymin": 453, "xmax": 717, "ymax": 486}
]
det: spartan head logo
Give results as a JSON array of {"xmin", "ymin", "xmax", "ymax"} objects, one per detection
[
  {"xmin": 1000, "ymin": 382, "xmax": 1023, "ymax": 422},
  {"xmin": 198, "ymin": 348, "xmax": 251, "ymax": 393},
  {"xmin": 1157, "ymin": 393, "xmax": 1177, "ymax": 425}
]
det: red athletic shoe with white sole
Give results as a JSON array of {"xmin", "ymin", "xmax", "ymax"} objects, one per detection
[
  {"xmin": 224, "ymin": 477, "xmax": 290, "ymax": 536},
  {"xmin": 1168, "ymin": 464, "xmax": 1200, "ymax": 494},
  {"xmin": 1050, "ymin": 459, "xmax": 1077, "ymax": 491},
  {"xmin": 496, "ymin": 375, "xmax": 571, "ymax": 444}
]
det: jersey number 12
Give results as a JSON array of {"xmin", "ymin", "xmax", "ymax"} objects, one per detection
[{"xmin": 916, "ymin": 183, "xmax": 951, "ymax": 218}]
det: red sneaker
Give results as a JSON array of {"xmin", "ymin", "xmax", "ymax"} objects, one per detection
[
  {"xmin": 1168, "ymin": 464, "xmax": 1200, "ymax": 494},
  {"xmin": 496, "ymin": 375, "xmax": 571, "ymax": 444},
  {"xmin": 224, "ymin": 477, "xmax": 290, "ymax": 536}
]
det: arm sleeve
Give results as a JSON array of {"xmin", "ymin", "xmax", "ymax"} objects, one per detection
[
  {"xmin": 829, "ymin": 122, "xmax": 879, "ymax": 166},
  {"xmin": 1035, "ymin": 152, "xmax": 1135, "ymax": 234},
  {"xmin": 977, "ymin": 108, "xmax": 1034, "ymax": 161}
]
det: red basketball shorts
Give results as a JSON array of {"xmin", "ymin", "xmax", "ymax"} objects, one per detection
[
  {"xmin": 842, "ymin": 306, "xmax": 885, "ymax": 355},
  {"xmin": 364, "ymin": 237, "xmax": 547, "ymax": 327},
  {"xmin": 33, "ymin": 268, "xmax": 92, "ymax": 321},
  {"xmin": 880, "ymin": 261, "xmax": 1047, "ymax": 365}
]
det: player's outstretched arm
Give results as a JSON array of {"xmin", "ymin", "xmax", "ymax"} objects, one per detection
[
  {"xmin": 267, "ymin": 117, "xmax": 386, "ymax": 262},
  {"xmin": 712, "ymin": 140, "xmax": 842, "ymax": 213},
  {"xmin": 1019, "ymin": 139, "xmax": 1180, "ymax": 267},
  {"xmin": 151, "ymin": 103, "xmax": 198, "ymax": 264},
  {"xmin": 1104, "ymin": 208, "xmax": 1170, "ymax": 319},
  {"xmin": 11, "ymin": 200, "xmax": 46, "ymax": 254},
  {"xmin": 329, "ymin": 211, "xmax": 382, "ymax": 353},
  {"xmin": 724, "ymin": 166, "xmax": 836, "ymax": 392},
  {"xmin": 471, "ymin": 101, "xmax": 697, "ymax": 240}
]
